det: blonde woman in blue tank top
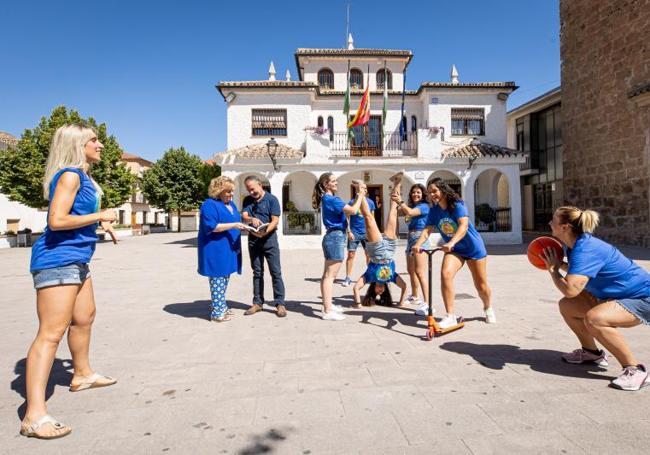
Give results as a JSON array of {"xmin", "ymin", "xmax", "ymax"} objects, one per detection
[{"xmin": 21, "ymin": 125, "xmax": 118, "ymax": 439}]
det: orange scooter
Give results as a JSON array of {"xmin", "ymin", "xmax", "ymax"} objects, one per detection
[{"xmin": 422, "ymin": 247, "xmax": 465, "ymax": 340}]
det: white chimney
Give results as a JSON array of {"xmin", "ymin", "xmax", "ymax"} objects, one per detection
[
  {"xmin": 347, "ymin": 33, "xmax": 354, "ymax": 50},
  {"xmin": 268, "ymin": 61, "xmax": 276, "ymax": 81},
  {"xmin": 285, "ymin": 69, "xmax": 291, "ymax": 81},
  {"xmin": 451, "ymin": 64, "xmax": 459, "ymax": 84}
]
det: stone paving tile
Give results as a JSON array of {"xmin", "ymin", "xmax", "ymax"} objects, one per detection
[
  {"xmin": 461, "ymin": 430, "xmax": 585, "ymax": 454},
  {"xmin": 3, "ymin": 233, "xmax": 650, "ymax": 454}
]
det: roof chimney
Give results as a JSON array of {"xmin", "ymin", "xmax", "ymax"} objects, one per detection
[
  {"xmin": 285, "ymin": 69, "xmax": 291, "ymax": 81},
  {"xmin": 268, "ymin": 61, "xmax": 276, "ymax": 81},
  {"xmin": 347, "ymin": 33, "xmax": 354, "ymax": 50},
  {"xmin": 451, "ymin": 64, "xmax": 459, "ymax": 84}
]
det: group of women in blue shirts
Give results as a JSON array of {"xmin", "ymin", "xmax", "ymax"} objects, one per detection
[{"xmin": 19, "ymin": 126, "xmax": 650, "ymax": 440}]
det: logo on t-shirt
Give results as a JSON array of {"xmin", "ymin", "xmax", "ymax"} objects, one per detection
[
  {"xmin": 375, "ymin": 265, "xmax": 393, "ymax": 282},
  {"xmin": 438, "ymin": 217, "xmax": 457, "ymax": 236}
]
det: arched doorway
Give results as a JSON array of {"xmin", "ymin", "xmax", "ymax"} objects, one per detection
[
  {"xmin": 283, "ymin": 171, "xmax": 320, "ymax": 235},
  {"xmin": 473, "ymin": 169, "xmax": 511, "ymax": 232},
  {"xmin": 427, "ymin": 170, "xmax": 463, "ymax": 198}
]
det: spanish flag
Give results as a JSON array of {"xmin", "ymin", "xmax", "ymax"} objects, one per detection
[{"xmin": 347, "ymin": 73, "xmax": 370, "ymax": 128}]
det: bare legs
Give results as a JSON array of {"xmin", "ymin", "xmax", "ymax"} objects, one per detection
[
  {"xmin": 321, "ymin": 260, "xmax": 343, "ymax": 313},
  {"xmin": 559, "ymin": 293, "xmax": 641, "ymax": 367},
  {"xmin": 440, "ymin": 254, "xmax": 492, "ymax": 315},
  {"xmin": 23, "ymin": 277, "xmax": 99, "ymax": 437},
  {"xmin": 406, "ymin": 249, "xmax": 429, "ymax": 304}
]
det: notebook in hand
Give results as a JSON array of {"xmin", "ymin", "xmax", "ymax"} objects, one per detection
[{"xmin": 245, "ymin": 223, "xmax": 269, "ymax": 233}]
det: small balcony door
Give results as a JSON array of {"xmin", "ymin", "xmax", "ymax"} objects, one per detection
[{"xmin": 350, "ymin": 115, "xmax": 382, "ymax": 156}]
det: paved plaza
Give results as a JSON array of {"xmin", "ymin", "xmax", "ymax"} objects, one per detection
[{"xmin": 2, "ymin": 232, "xmax": 650, "ymax": 454}]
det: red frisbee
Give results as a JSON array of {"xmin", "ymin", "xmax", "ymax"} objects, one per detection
[{"xmin": 527, "ymin": 236, "xmax": 564, "ymax": 270}]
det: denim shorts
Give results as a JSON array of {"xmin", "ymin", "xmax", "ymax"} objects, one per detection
[
  {"xmin": 347, "ymin": 232, "xmax": 367, "ymax": 252},
  {"xmin": 406, "ymin": 230, "xmax": 431, "ymax": 254},
  {"xmin": 366, "ymin": 235, "xmax": 397, "ymax": 263},
  {"xmin": 617, "ymin": 296, "xmax": 650, "ymax": 325},
  {"xmin": 32, "ymin": 263, "xmax": 91, "ymax": 290},
  {"xmin": 322, "ymin": 229, "xmax": 346, "ymax": 261}
]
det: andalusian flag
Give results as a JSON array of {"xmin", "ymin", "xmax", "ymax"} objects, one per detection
[
  {"xmin": 343, "ymin": 60, "xmax": 353, "ymax": 139},
  {"xmin": 382, "ymin": 61, "xmax": 388, "ymax": 127},
  {"xmin": 348, "ymin": 67, "xmax": 370, "ymax": 128}
]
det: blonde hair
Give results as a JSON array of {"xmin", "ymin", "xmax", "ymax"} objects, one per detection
[
  {"xmin": 208, "ymin": 176, "xmax": 235, "ymax": 200},
  {"xmin": 43, "ymin": 124, "xmax": 102, "ymax": 200},
  {"xmin": 556, "ymin": 206, "xmax": 600, "ymax": 235}
]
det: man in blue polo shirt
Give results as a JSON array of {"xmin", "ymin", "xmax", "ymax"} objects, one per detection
[{"xmin": 241, "ymin": 176, "xmax": 286, "ymax": 317}]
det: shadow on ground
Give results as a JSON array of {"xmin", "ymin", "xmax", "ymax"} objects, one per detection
[
  {"xmin": 10, "ymin": 357, "xmax": 74, "ymax": 419},
  {"xmin": 163, "ymin": 300, "xmax": 250, "ymax": 320},
  {"xmin": 164, "ymin": 237, "xmax": 197, "ymax": 248},
  {"xmin": 236, "ymin": 426, "xmax": 294, "ymax": 455},
  {"xmin": 439, "ymin": 341, "xmax": 611, "ymax": 380}
]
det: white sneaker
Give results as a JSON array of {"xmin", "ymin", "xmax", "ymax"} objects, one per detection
[
  {"xmin": 415, "ymin": 301, "xmax": 432, "ymax": 316},
  {"xmin": 406, "ymin": 295, "xmax": 418, "ymax": 303},
  {"xmin": 484, "ymin": 307, "xmax": 496, "ymax": 324},
  {"xmin": 342, "ymin": 277, "xmax": 352, "ymax": 287},
  {"xmin": 330, "ymin": 304, "xmax": 344, "ymax": 313},
  {"xmin": 438, "ymin": 314, "xmax": 459, "ymax": 329},
  {"xmin": 322, "ymin": 311, "xmax": 346, "ymax": 321}
]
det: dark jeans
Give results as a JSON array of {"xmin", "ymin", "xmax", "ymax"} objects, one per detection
[{"xmin": 249, "ymin": 236, "xmax": 285, "ymax": 306}]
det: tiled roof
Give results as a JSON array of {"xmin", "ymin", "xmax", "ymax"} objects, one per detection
[
  {"xmin": 121, "ymin": 152, "xmax": 153, "ymax": 166},
  {"xmin": 295, "ymin": 48, "xmax": 412, "ymax": 58},
  {"xmin": 0, "ymin": 131, "xmax": 18, "ymax": 147},
  {"xmin": 628, "ymin": 81, "xmax": 650, "ymax": 98},
  {"xmin": 421, "ymin": 82, "xmax": 517, "ymax": 89},
  {"xmin": 442, "ymin": 139, "xmax": 521, "ymax": 159},
  {"xmin": 222, "ymin": 142, "xmax": 304, "ymax": 161},
  {"xmin": 218, "ymin": 81, "xmax": 318, "ymax": 88}
]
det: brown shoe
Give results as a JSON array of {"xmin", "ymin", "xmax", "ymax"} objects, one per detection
[
  {"xmin": 276, "ymin": 305, "xmax": 287, "ymax": 318},
  {"xmin": 244, "ymin": 304, "xmax": 263, "ymax": 315}
]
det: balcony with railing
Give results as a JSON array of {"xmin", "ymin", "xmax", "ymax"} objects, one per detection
[
  {"xmin": 329, "ymin": 131, "xmax": 418, "ymax": 158},
  {"xmin": 519, "ymin": 151, "xmax": 539, "ymax": 174}
]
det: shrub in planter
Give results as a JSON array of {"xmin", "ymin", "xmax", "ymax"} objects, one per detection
[{"xmin": 475, "ymin": 203, "xmax": 496, "ymax": 225}]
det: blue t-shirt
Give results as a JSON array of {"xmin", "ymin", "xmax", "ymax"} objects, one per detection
[
  {"xmin": 242, "ymin": 192, "xmax": 281, "ymax": 243},
  {"xmin": 363, "ymin": 260, "xmax": 397, "ymax": 284},
  {"xmin": 408, "ymin": 202, "xmax": 430, "ymax": 231},
  {"xmin": 322, "ymin": 194, "xmax": 347, "ymax": 231},
  {"xmin": 197, "ymin": 198, "xmax": 242, "ymax": 277},
  {"xmin": 30, "ymin": 168, "xmax": 100, "ymax": 272},
  {"xmin": 425, "ymin": 201, "xmax": 487, "ymax": 260},
  {"xmin": 347, "ymin": 197, "xmax": 376, "ymax": 235},
  {"xmin": 567, "ymin": 234, "xmax": 650, "ymax": 300}
]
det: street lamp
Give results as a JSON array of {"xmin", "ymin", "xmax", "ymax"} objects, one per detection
[{"xmin": 266, "ymin": 137, "xmax": 279, "ymax": 171}]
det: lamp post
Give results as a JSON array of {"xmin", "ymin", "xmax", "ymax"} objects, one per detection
[{"xmin": 266, "ymin": 137, "xmax": 279, "ymax": 171}]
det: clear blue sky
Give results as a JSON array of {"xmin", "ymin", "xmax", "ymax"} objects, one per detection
[{"xmin": 0, "ymin": 0, "xmax": 559, "ymax": 161}]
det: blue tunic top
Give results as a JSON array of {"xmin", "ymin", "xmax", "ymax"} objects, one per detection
[
  {"xmin": 408, "ymin": 202, "xmax": 430, "ymax": 231},
  {"xmin": 322, "ymin": 194, "xmax": 347, "ymax": 231},
  {"xmin": 425, "ymin": 201, "xmax": 487, "ymax": 260},
  {"xmin": 30, "ymin": 168, "xmax": 100, "ymax": 272},
  {"xmin": 567, "ymin": 234, "xmax": 650, "ymax": 300},
  {"xmin": 347, "ymin": 197, "xmax": 376, "ymax": 235},
  {"xmin": 197, "ymin": 198, "xmax": 242, "ymax": 277}
]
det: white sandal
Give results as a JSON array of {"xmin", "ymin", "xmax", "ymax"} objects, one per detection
[{"xmin": 20, "ymin": 414, "xmax": 72, "ymax": 439}]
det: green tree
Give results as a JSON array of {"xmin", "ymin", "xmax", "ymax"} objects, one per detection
[
  {"xmin": 141, "ymin": 147, "xmax": 203, "ymax": 232},
  {"xmin": 198, "ymin": 161, "xmax": 221, "ymax": 200},
  {"xmin": 0, "ymin": 105, "xmax": 135, "ymax": 208}
]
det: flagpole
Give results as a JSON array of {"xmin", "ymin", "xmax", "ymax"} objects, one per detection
[{"xmin": 400, "ymin": 62, "xmax": 407, "ymax": 142}]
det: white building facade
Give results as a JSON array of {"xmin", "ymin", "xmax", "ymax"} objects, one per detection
[{"xmin": 217, "ymin": 44, "xmax": 524, "ymax": 248}]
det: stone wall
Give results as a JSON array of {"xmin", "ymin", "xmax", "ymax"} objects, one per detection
[{"xmin": 560, "ymin": 0, "xmax": 650, "ymax": 246}]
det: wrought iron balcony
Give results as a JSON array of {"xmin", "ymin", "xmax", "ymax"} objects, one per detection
[{"xmin": 329, "ymin": 131, "xmax": 417, "ymax": 157}]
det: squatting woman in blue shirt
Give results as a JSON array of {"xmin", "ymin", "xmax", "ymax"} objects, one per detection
[
  {"xmin": 198, "ymin": 176, "xmax": 247, "ymax": 322},
  {"xmin": 312, "ymin": 172, "xmax": 364, "ymax": 321},
  {"xmin": 22, "ymin": 125, "xmax": 119, "ymax": 440},
  {"xmin": 412, "ymin": 178, "xmax": 496, "ymax": 329},
  {"xmin": 540, "ymin": 206, "xmax": 650, "ymax": 391}
]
